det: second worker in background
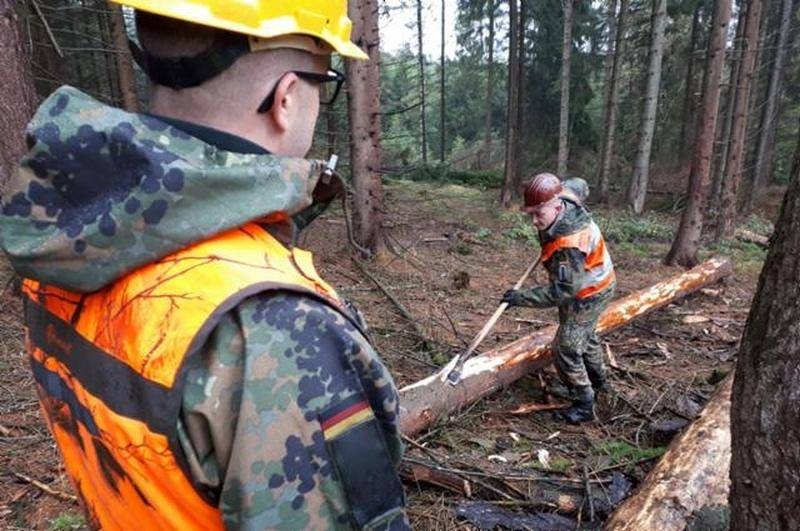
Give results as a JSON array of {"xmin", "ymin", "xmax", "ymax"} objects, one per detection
[{"xmin": 502, "ymin": 173, "xmax": 616, "ymax": 424}]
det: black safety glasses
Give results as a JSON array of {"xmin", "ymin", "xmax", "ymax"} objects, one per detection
[{"xmin": 257, "ymin": 69, "xmax": 345, "ymax": 113}]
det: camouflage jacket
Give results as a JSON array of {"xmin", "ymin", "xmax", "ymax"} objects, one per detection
[
  {"xmin": 514, "ymin": 198, "xmax": 612, "ymax": 309},
  {"xmin": 0, "ymin": 87, "xmax": 408, "ymax": 530}
]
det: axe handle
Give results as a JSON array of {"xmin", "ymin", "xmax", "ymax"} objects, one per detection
[{"xmin": 443, "ymin": 254, "xmax": 541, "ymax": 382}]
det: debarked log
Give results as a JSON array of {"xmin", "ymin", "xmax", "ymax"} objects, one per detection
[
  {"xmin": 399, "ymin": 256, "xmax": 732, "ymax": 436},
  {"xmin": 602, "ymin": 374, "xmax": 733, "ymax": 530}
]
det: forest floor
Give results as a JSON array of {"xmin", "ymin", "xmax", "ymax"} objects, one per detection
[{"xmin": 0, "ymin": 178, "xmax": 780, "ymax": 530}]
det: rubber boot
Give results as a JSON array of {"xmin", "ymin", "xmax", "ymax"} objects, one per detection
[{"xmin": 553, "ymin": 386, "xmax": 595, "ymax": 424}]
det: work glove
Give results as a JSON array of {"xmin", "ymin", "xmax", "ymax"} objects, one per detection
[{"xmin": 501, "ymin": 289, "xmax": 521, "ymax": 307}]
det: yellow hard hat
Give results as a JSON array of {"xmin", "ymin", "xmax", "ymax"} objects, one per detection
[{"xmin": 110, "ymin": 0, "xmax": 367, "ymax": 60}]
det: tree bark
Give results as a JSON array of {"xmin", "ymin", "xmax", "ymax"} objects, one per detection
[
  {"xmin": 729, "ymin": 116, "xmax": 800, "ymax": 530},
  {"xmin": 345, "ymin": 0, "xmax": 386, "ymax": 256},
  {"xmin": 399, "ymin": 257, "xmax": 732, "ymax": 436},
  {"xmin": 665, "ymin": 0, "xmax": 732, "ymax": 267},
  {"xmin": 709, "ymin": 2, "xmax": 745, "ymax": 215},
  {"xmin": 440, "ymin": 0, "xmax": 446, "ymax": 163},
  {"xmin": 0, "ymin": 0, "xmax": 37, "ymax": 191},
  {"xmin": 679, "ymin": 0, "xmax": 705, "ymax": 157},
  {"xmin": 557, "ymin": 0, "xmax": 574, "ymax": 177},
  {"xmin": 500, "ymin": 0, "xmax": 521, "ymax": 207},
  {"xmin": 109, "ymin": 4, "xmax": 139, "ymax": 112},
  {"xmin": 417, "ymin": 0, "xmax": 428, "ymax": 163},
  {"xmin": 598, "ymin": 0, "xmax": 628, "ymax": 203},
  {"xmin": 483, "ymin": 0, "xmax": 496, "ymax": 168},
  {"xmin": 628, "ymin": 0, "xmax": 667, "ymax": 214},
  {"xmin": 716, "ymin": 0, "xmax": 762, "ymax": 240},
  {"xmin": 747, "ymin": 0, "xmax": 792, "ymax": 208},
  {"xmin": 603, "ymin": 375, "xmax": 733, "ymax": 531},
  {"xmin": 516, "ymin": 0, "xmax": 526, "ymax": 180}
]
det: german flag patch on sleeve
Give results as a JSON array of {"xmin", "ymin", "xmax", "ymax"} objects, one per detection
[
  {"xmin": 319, "ymin": 395, "xmax": 374, "ymax": 440},
  {"xmin": 318, "ymin": 395, "xmax": 407, "ymax": 528}
]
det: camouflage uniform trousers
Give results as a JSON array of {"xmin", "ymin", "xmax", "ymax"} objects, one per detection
[{"xmin": 553, "ymin": 286, "xmax": 615, "ymax": 392}]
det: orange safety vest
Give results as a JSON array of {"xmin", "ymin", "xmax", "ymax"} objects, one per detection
[
  {"xmin": 539, "ymin": 220, "xmax": 615, "ymax": 299},
  {"xmin": 22, "ymin": 223, "xmax": 349, "ymax": 530}
]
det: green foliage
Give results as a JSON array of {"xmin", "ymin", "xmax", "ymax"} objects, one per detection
[
  {"xmin": 706, "ymin": 239, "xmax": 767, "ymax": 264},
  {"xmin": 452, "ymin": 241, "xmax": 473, "ymax": 255},
  {"xmin": 742, "ymin": 214, "xmax": 774, "ymax": 236},
  {"xmin": 595, "ymin": 212, "xmax": 675, "ymax": 244},
  {"xmin": 401, "ymin": 163, "xmax": 504, "ymax": 188},
  {"xmin": 525, "ymin": 457, "xmax": 574, "ymax": 473},
  {"xmin": 594, "ymin": 440, "xmax": 666, "ymax": 465},
  {"xmin": 500, "ymin": 211, "xmax": 539, "ymax": 245},
  {"xmin": 475, "ymin": 227, "xmax": 492, "ymax": 240},
  {"xmin": 50, "ymin": 513, "xmax": 86, "ymax": 531}
]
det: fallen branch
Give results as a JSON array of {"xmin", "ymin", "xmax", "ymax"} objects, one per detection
[
  {"xmin": 399, "ymin": 257, "xmax": 732, "ymax": 436},
  {"xmin": 603, "ymin": 374, "xmax": 733, "ymax": 530},
  {"xmin": 13, "ymin": 472, "xmax": 77, "ymax": 503},
  {"xmin": 401, "ymin": 460, "xmax": 472, "ymax": 497},
  {"xmin": 351, "ymin": 258, "xmax": 434, "ymax": 349},
  {"xmin": 735, "ymin": 228, "xmax": 770, "ymax": 248}
]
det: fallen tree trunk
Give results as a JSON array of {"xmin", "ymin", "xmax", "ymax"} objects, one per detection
[
  {"xmin": 735, "ymin": 228, "xmax": 770, "ymax": 249},
  {"xmin": 603, "ymin": 374, "xmax": 733, "ymax": 530},
  {"xmin": 399, "ymin": 257, "xmax": 732, "ymax": 436}
]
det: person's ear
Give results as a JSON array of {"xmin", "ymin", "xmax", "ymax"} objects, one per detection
[{"xmin": 268, "ymin": 73, "xmax": 298, "ymax": 132}]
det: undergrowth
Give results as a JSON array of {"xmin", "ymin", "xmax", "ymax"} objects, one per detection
[{"xmin": 49, "ymin": 513, "xmax": 85, "ymax": 531}]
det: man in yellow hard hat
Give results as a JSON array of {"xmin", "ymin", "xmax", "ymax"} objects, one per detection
[{"xmin": 0, "ymin": 1, "xmax": 408, "ymax": 529}]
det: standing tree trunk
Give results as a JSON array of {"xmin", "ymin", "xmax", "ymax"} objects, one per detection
[
  {"xmin": 557, "ymin": 0, "xmax": 574, "ymax": 177},
  {"xmin": 716, "ymin": 0, "xmax": 763, "ymax": 240},
  {"xmin": 325, "ymin": 89, "xmax": 339, "ymax": 158},
  {"xmin": 709, "ymin": 2, "xmax": 746, "ymax": 214},
  {"xmin": 747, "ymin": 0, "xmax": 792, "ymax": 209},
  {"xmin": 628, "ymin": 0, "xmax": 668, "ymax": 214},
  {"xmin": 95, "ymin": 3, "xmax": 118, "ymax": 104},
  {"xmin": 110, "ymin": 4, "xmax": 139, "ymax": 112},
  {"xmin": 516, "ymin": 0, "xmax": 526, "ymax": 180},
  {"xmin": 500, "ymin": 0, "xmax": 521, "ymax": 207},
  {"xmin": 483, "ymin": 0, "xmax": 496, "ymax": 168},
  {"xmin": 0, "ymin": 0, "xmax": 37, "ymax": 190},
  {"xmin": 440, "ymin": 0, "xmax": 445, "ymax": 162},
  {"xmin": 679, "ymin": 0, "xmax": 705, "ymax": 157},
  {"xmin": 729, "ymin": 116, "xmax": 800, "ymax": 529},
  {"xmin": 598, "ymin": 0, "xmax": 628, "ymax": 203},
  {"xmin": 346, "ymin": 0, "xmax": 386, "ymax": 256},
  {"xmin": 416, "ymin": 0, "xmax": 428, "ymax": 164},
  {"xmin": 665, "ymin": 0, "xmax": 732, "ymax": 267}
]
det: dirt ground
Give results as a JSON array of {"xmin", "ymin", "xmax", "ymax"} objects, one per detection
[{"xmin": 0, "ymin": 179, "xmax": 775, "ymax": 530}]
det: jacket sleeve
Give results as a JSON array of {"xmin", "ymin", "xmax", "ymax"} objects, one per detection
[
  {"xmin": 177, "ymin": 291, "xmax": 408, "ymax": 530},
  {"xmin": 514, "ymin": 248, "xmax": 586, "ymax": 308}
]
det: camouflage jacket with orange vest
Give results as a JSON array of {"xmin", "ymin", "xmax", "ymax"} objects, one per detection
[
  {"xmin": 514, "ymin": 197, "xmax": 615, "ymax": 308},
  {"xmin": 2, "ymin": 88, "xmax": 407, "ymax": 530}
]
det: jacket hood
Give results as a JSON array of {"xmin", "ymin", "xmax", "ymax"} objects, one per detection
[
  {"xmin": 1, "ymin": 86, "xmax": 327, "ymax": 293},
  {"xmin": 539, "ymin": 196, "xmax": 592, "ymax": 242}
]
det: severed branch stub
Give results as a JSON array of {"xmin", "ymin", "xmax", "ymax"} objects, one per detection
[{"xmin": 399, "ymin": 256, "xmax": 732, "ymax": 436}]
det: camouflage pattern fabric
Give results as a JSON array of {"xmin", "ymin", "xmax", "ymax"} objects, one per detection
[
  {"xmin": 508, "ymin": 198, "xmax": 615, "ymax": 391},
  {"xmin": 553, "ymin": 286, "xmax": 614, "ymax": 389},
  {"xmin": 181, "ymin": 293, "xmax": 407, "ymax": 529},
  {"xmin": 0, "ymin": 86, "xmax": 326, "ymax": 293},
  {"xmin": 0, "ymin": 87, "xmax": 408, "ymax": 529},
  {"xmin": 510, "ymin": 199, "xmax": 597, "ymax": 309}
]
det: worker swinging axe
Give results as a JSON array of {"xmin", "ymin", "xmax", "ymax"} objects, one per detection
[{"xmin": 441, "ymin": 254, "xmax": 542, "ymax": 385}]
